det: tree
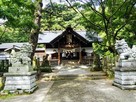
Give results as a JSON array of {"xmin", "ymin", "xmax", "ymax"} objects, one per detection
[
  {"xmin": 0, "ymin": 0, "xmax": 43, "ymax": 60},
  {"xmin": 42, "ymin": 2, "xmax": 84, "ymax": 30},
  {"xmin": 66, "ymin": 0, "xmax": 136, "ymax": 55},
  {"xmin": 29, "ymin": 0, "xmax": 43, "ymax": 60},
  {"xmin": 65, "ymin": 0, "xmax": 136, "ymax": 72},
  {"xmin": 0, "ymin": 0, "xmax": 35, "ymax": 43}
]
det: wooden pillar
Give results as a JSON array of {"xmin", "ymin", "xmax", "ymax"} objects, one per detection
[
  {"xmin": 44, "ymin": 44, "xmax": 46, "ymax": 55},
  {"xmin": 78, "ymin": 46, "xmax": 82, "ymax": 64},
  {"xmin": 58, "ymin": 44, "xmax": 61, "ymax": 65}
]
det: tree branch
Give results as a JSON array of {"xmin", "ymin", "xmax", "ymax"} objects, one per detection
[
  {"xmin": 84, "ymin": 0, "xmax": 103, "ymax": 17},
  {"xmin": 114, "ymin": 1, "xmax": 136, "ymax": 40},
  {"xmin": 66, "ymin": 0, "xmax": 103, "ymax": 30},
  {"xmin": 99, "ymin": 0, "xmax": 109, "ymax": 40},
  {"xmin": 114, "ymin": 23, "xmax": 127, "ymax": 40},
  {"xmin": 124, "ymin": 1, "xmax": 136, "ymax": 19},
  {"xmin": 47, "ymin": 0, "xmax": 66, "ymax": 29},
  {"xmin": 90, "ymin": 0, "xmax": 96, "ymax": 9},
  {"xmin": 109, "ymin": 0, "xmax": 127, "ymax": 20}
]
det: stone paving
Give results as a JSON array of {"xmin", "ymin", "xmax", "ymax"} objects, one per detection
[
  {"xmin": 44, "ymin": 79, "xmax": 136, "ymax": 102},
  {"xmin": 57, "ymin": 65, "xmax": 90, "ymax": 75},
  {"xmin": 0, "ymin": 81, "xmax": 54, "ymax": 102},
  {"xmin": 0, "ymin": 65, "xmax": 136, "ymax": 102}
]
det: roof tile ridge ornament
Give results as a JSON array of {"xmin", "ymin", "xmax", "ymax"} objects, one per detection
[{"xmin": 66, "ymin": 25, "xmax": 73, "ymax": 32}]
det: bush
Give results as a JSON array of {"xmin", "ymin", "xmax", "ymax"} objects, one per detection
[
  {"xmin": 101, "ymin": 53, "xmax": 116, "ymax": 79},
  {"xmin": 40, "ymin": 55, "xmax": 52, "ymax": 73},
  {"xmin": 40, "ymin": 66, "xmax": 52, "ymax": 72},
  {"xmin": 0, "ymin": 77, "xmax": 4, "ymax": 90}
]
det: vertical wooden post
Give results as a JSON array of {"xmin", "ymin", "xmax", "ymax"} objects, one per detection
[
  {"xmin": 78, "ymin": 46, "xmax": 82, "ymax": 64},
  {"xmin": 58, "ymin": 44, "xmax": 61, "ymax": 65},
  {"xmin": 44, "ymin": 44, "xmax": 46, "ymax": 55}
]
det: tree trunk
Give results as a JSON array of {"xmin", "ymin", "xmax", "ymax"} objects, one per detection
[{"xmin": 29, "ymin": 0, "xmax": 43, "ymax": 61}]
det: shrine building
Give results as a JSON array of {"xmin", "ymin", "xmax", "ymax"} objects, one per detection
[{"xmin": 37, "ymin": 26, "xmax": 102, "ymax": 65}]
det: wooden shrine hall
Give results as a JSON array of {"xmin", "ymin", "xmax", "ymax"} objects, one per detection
[{"xmin": 37, "ymin": 26, "xmax": 102, "ymax": 65}]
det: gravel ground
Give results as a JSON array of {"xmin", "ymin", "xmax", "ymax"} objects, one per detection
[
  {"xmin": 0, "ymin": 79, "xmax": 136, "ymax": 102},
  {"xmin": 44, "ymin": 79, "xmax": 136, "ymax": 102},
  {"xmin": 1, "ymin": 65, "xmax": 136, "ymax": 102}
]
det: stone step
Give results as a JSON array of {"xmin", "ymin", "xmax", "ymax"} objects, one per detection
[
  {"xmin": 62, "ymin": 60, "xmax": 79, "ymax": 66},
  {"xmin": 42, "ymin": 72, "xmax": 107, "ymax": 81}
]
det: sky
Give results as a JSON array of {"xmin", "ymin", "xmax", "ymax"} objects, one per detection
[{"xmin": 42, "ymin": 0, "xmax": 84, "ymax": 8}]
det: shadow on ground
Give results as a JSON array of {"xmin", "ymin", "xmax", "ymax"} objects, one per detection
[{"xmin": 44, "ymin": 79, "xmax": 136, "ymax": 102}]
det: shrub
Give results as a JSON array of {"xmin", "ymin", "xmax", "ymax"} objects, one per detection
[{"xmin": 40, "ymin": 55, "xmax": 52, "ymax": 73}]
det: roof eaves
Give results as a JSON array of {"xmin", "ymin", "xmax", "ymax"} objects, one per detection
[
  {"xmin": 50, "ymin": 31, "xmax": 66, "ymax": 45},
  {"xmin": 72, "ymin": 30, "xmax": 90, "ymax": 44}
]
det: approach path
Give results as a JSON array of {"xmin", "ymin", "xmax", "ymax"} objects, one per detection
[{"xmin": 0, "ymin": 65, "xmax": 136, "ymax": 102}]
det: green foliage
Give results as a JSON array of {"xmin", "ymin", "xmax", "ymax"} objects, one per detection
[
  {"xmin": 0, "ymin": 1, "xmax": 85, "ymax": 42},
  {"xmin": 42, "ymin": 2, "xmax": 84, "ymax": 30},
  {"xmin": 40, "ymin": 67, "xmax": 52, "ymax": 73},
  {"xmin": 0, "ymin": 77, "xmax": 4, "ymax": 91},
  {"xmin": 79, "ymin": 0, "xmax": 136, "ymax": 55},
  {"xmin": 40, "ymin": 55, "xmax": 52, "ymax": 72},
  {"xmin": 0, "ymin": 0, "xmax": 35, "ymax": 28},
  {"xmin": 0, "ymin": 0, "xmax": 136, "ymax": 52},
  {"xmin": 91, "ymin": 52, "xmax": 102, "ymax": 71},
  {"xmin": 101, "ymin": 53, "xmax": 116, "ymax": 79},
  {"xmin": 0, "ymin": 60, "xmax": 9, "ymax": 72},
  {"xmin": 0, "ymin": 0, "xmax": 35, "ymax": 42}
]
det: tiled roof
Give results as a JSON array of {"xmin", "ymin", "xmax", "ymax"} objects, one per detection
[
  {"xmin": 0, "ymin": 43, "xmax": 45, "ymax": 51},
  {"xmin": 38, "ymin": 31, "xmax": 63, "ymax": 43},
  {"xmin": 38, "ymin": 30, "xmax": 102, "ymax": 44},
  {"xmin": 0, "ymin": 30, "xmax": 102, "ymax": 50},
  {"xmin": 0, "ymin": 53, "xmax": 10, "ymax": 60},
  {"xmin": 0, "ymin": 43, "xmax": 28, "ymax": 49}
]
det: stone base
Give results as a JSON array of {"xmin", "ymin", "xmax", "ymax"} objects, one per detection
[
  {"xmin": 3, "ymin": 71, "xmax": 37, "ymax": 93},
  {"xmin": 9, "ymin": 66, "xmax": 33, "ymax": 73},
  {"xmin": 113, "ymin": 68, "xmax": 136, "ymax": 90},
  {"xmin": 113, "ymin": 81, "xmax": 136, "ymax": 90},
  {"xmin": 117, "ymin": 60, "xmax": 136, "ymax": 68}
]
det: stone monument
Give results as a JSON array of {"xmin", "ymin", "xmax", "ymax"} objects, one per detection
[
  {"xmin": 3, "ymin": 44, "xmax": 37, "ymax": 93},
  {"xmin": 113, "ymin": 39, "xmax": 136, "ymax": 89}
]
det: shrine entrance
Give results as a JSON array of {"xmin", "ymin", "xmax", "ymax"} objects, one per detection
[
  {"xmin": 50, "ymin": 26, "xmax": 92, "ymax": 65},
  {"xmin": 60, "ymin": 48, "xmax": 80, "ymax": 65},
  {"xmin": 40, "ymin": 26, "xmax": 95, "ymax": 65},
  {"xmin": 62, "ymin": 48, "xmax": 79, "ymax": 60}
]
